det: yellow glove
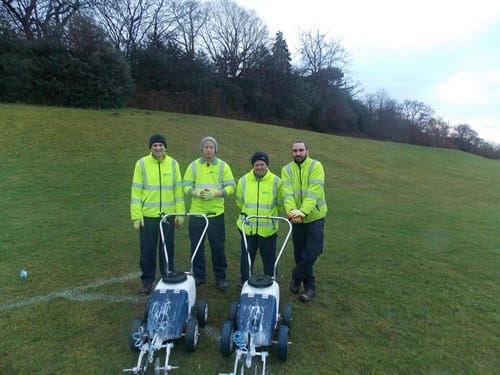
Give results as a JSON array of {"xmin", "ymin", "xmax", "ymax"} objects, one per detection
[
  {"xmin": 191, "ymin": 189, "xmax": 202, "ymax": 197},
  {"xmin": 133, "ymin": 218, "xmax": 144, "ymax": 232},
  {"xmin": 174, "ymin": 216, "xmax": 185, "ymax": 228},
  {"xmin": 200, "ymin": 188, "xmax": 217, "ymax": 200},
  {"xmin": 288, "ymin": 209, "xmax": 305, "ymax": 224}
]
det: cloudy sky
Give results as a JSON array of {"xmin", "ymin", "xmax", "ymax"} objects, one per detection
[{"xmin": 235, "ymin": 0, "xmax": 500, "ymax": 144}]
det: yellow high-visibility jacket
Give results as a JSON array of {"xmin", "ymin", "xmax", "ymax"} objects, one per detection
[
  {"xmin": 183, "ymin": 157, "xmax": 235, "ymax": 216},
  {"xmin": 130, "ymin": 153, "xmax": 185, "ymax": 220},
  {"xmin": 281, "ymin": 156, "xmax": 327, "ymax": 223},
  {"xmin": 235, "ymin": 169, "xmax": 283, "ymax": 237}
]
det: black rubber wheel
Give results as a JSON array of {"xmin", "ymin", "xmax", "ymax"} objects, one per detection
[
  {"xmin": 184, "ymin": 317, "xmax": 199, "ymax": 352},
  {"xmin": 220, "ymin": 320, "xmax": 234, "ymax": 357},
  {"xmin": 277, "ymin": 325, "xmax": 289, "ymax": 361},
  {"xmin": 228, "ymin": 301, "xmax": 239, "ymax": 324},
  {"xmin": 281, "ymin": 304, "xmax": 292, "ymax": 329},
  {"xmin": 196, "ymin": 299, "xmax": 209, "ymax": 327},
  {"xmin": 129, "ymin": 318, "xmax": 146, "ymax": 352}
]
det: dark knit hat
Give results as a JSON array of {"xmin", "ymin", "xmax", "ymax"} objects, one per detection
[
  {"xmin": 201, "ymin": 136, "xmax": 218, "ymax": 152},
  {"xmin": 149, "ymin": 134, "xmax": 167, "ymax": 148},
  {"xmin": 251, "ymin": 151, "xmax": 269, "ymax": 165}
]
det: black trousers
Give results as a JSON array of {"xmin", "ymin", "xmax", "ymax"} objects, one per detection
[
  {"xmin": 291, "ymin": 218, "xmax": 325, "ymax": 291},
  {"xmin": 139, "ymin": 217, "xmax": 175, "ymax": 284},
  {"xmin": 189, "ymin": 214, "xmax": 227, "ymax": 282},
  {"xmin": 240, "ymin": 232, "xmax": 277, "ymax": 283}
]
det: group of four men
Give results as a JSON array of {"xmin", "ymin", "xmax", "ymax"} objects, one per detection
[{"xmin": 130, "ymin": 134, "xmax": 327, "ymax": 303}]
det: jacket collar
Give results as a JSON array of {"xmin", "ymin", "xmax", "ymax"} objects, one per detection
[{"xmin": 199, "ymin": 156, "xmax": 219, "ymax": 165}]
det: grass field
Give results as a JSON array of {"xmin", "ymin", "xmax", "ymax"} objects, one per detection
[{"xmin": 1, "ymin": 103, "xmax": 499, "ymax": 374}]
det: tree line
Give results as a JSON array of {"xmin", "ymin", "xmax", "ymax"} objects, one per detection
[{"xmin": 1, "ymin": 0, "xmax": 498, "ymax": 159}]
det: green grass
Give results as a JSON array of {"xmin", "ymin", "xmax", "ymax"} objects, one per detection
[{"xmin": 1, "ymin": 103, "xmax": 499, "ymax": 374}]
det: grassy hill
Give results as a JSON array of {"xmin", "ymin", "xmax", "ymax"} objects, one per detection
[{"xmin": 1, "ymin": 103, "xmax": 499, "ymax": 374}]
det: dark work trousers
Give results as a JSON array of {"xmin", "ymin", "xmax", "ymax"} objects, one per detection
[
  {"xmin": 240, "ymin": 232, "xmax": 277, "ymax": 283},
  {"xmin": 189, "ymin": 214, "xmax": 227, "ymax": 282},
  {"xmin": 291, "ymin": 218, "xmax": 325, "ymax": 292},
  {"xmin": 139, "ymin": 217, "xmax": 175, "ymax": 285}
]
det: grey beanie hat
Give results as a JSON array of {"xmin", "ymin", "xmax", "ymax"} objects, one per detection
[
  {"xmin": 149, "ymin": 133, "xmax": 167, "ymax": 148},
  {"xmin": 200, "ymin": 136, "xmax": 218, "ymax": 152}
]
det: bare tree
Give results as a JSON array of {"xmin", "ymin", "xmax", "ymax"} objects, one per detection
[
  {"xmin": 453, "ymin": 123, "xmax": 479, "ymax": 152},
  {"xmin": 364, "ymin": 90, "xmax": 406, "ymax": 139},
  {"xmin": 1, "ymin": 0, "xmax": 85, "ymax": 40},
  {"xmin": 297, "ymin": 29, "xmax": 350, "ymax": 76},
  {"xmin": 201, "ymin": 0, "xmax": 269, "ymax": 79},
  {"xmin": 365, "ymin": 90, "xmax": 399, "ymax": 123},
  {"xmin": 169, "ymin": 0, "xmax": 207, "ymax": 56},
  {"xmin": 296, "ymin": 27, "xmax": 359, "ymax": 95},
  {"xmin": 425, "ymin": 116, "xmax": 451, "ymax": 146},
  {"xmin": 400, "ymin": 99, "xmax": 434, "ymax": 130},
  {"xmin": 89, "ymin": 0, "xmax": 174, "ymax": 56}
]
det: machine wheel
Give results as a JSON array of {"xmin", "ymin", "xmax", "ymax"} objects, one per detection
[
  {"xmin": 277, "ymin": 325, "xmax": 289, "ymax": 361},
  {"xmin": 154, "ymin": 357, "xmax": 161, "ymax": 375},
  {"xmin": 281, "ymin": 304, "xmax": 292, "ymax": 330},
  {"xmin": 196, "ymin": 299, "xmax": 209, "ymax": 327},
  {"xmin": 220, "ymin": 320, "xmax": 234, "ymax": 357},
  {"xmin": 129, "ymin": 318, "xmax": 146, "ymax": 352},
  {"xmin": 228, "ymin": 301, "xmax": 239, "ymax": 324},
  {"xmin": 184, "ymin": 317, "xmax": 199, "ymax": 352}
]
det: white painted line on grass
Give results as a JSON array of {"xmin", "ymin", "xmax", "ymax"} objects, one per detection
[
  {"xmin": 0, "ymin": 272, "xmax": 141, "ymax": 313},
  {"xmin": 1, "ymin": 272, "xmax": 275, "ymax": 374}
]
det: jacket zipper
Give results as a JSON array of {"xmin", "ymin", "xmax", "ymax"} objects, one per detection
[
  {"xmin": 298, "ymin": 164, "xmax": 303, "ymax": 207},
  {"xmin": 158, "ymin": 161, "xmax": 162, "ymax": 215}
]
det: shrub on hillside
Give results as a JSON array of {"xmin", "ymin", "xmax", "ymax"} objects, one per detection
[{"xmin": 0, "ymin": 33, "xmax": 132, "ymax": 108}]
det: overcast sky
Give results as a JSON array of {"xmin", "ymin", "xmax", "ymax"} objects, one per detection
[{"xmin": 235, "ymin": 0, "xmax": 500, "ymax": 144}]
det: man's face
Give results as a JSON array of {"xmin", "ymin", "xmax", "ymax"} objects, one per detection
[
  {"xmin": 202, "ymin": 141, "xmax": 216, "ymax": 161},
  {"xmin": 292, "ymin": 142, "xmax": 307, "ymax": 163},
  {"xmin": 253, "ymin": 160, "xmax": 268, "ymax": 177},
  {"xmin": 150, "ymin": 142, "xmax": 165, "ymax": 160}
]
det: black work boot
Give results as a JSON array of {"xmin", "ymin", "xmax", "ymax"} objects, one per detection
[
  {"xmin": 299, "ymin": 289, "xmax": 316, "ymax": 302},
  {"xmin": 216, "ymin": 278, "xmax": 228, "ymax": 291},
  {"xmin": 289, "ymin": 279, "xmax": 300, "ymax": 294},
  {"xmin": 139, "ymin": 282, "xmax": 152, "ymax": 295}
]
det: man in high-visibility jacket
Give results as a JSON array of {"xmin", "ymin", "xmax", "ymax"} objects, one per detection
[
  {"xmin": 131, "ymin": 134, "xmax": 185, "ymax": 295},
  {"xmin": 281, "ymin": 140, "xmax": 327, "ymax": 302},
  {"xmin": 183, "ymin": 136, "xmax": 235, "ymax": 291},
  {"xmin": 236, "ymin": 151, "xmax": 283, "ymax": 285}
]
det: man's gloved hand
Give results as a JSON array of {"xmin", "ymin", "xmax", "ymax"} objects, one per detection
[
  {"xmin": 200, "ymin": 188, "xmax": 217, "ymax": 200},
  {"xmin": 290, "ymin": 209, "xmax": 305, "ymax": 218},
  {"xmin": 133, "ymin": 218, "xmax": 144, "ymax": 232},
  {"xmin": 174, "ymin": 216, "xmax": 185, "ymax": 228},
  {"xmin": 288, "ymin": 209, "xmax": 305, "ymax": 224},
  {"xmin": 191, "ymin": 189, "xmax": 202, "ymax": 198}
]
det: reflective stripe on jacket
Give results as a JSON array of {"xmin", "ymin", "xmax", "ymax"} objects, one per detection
[
  {"xmin": 183, "ymin": 156, "xmax": 235, "ymax": 216},
  {"xmin": 235, "ymin": 169, "xmax": 283, "ymax": 237},
  {"xmin": 130, "ymin": 153, "xmax": 185, "ymax": 219},
  {"xmin": 281, "ymin": 156, "xmax": 327, "ymax": 223}
]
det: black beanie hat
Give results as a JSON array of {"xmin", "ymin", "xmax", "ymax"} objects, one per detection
[
  {"xmin": 251, "ymin": 151, "xmax": 269, "ymax": 165},
  {"xmin": 149, "ymin": 134, "xmax": 167, "ymax": 148}
]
